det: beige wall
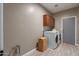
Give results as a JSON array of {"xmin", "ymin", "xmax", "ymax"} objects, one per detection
[
  {"xmin": 77, "ymin": 7, "xmax": 79, "ymax": 43},
  {"xmin": 53, "ymin": 6, "xmax": 79, "ymax": 44},
  {"xmin": 0, "ymin": 3, "xmax": 3, "ymax": 50},
  {"xmin": 4, "ymin": 4, "xmax": 50, "ymax": 55}
]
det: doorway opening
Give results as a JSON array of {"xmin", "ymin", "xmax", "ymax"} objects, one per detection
[{"xmin": 61, "ymin": 16, "xmax": 77, "ymax": 45}]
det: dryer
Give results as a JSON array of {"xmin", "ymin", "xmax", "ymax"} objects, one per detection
[{"xmin": 44, "ymin": 30, "xmax": 60, "ymax": 49}]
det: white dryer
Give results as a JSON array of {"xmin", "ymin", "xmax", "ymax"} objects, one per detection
[{"xmin": 44, "ymin": 30, "xmax": 60, "ymax": 49}]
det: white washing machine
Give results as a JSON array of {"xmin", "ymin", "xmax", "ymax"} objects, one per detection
[{"xmin": 44, "ymin": 30, "xmax": 60, "ymax": 49}]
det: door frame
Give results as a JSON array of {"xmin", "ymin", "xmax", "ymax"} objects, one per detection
[{"xmin": 61, "ymin": 16, "xmax": 77, "ymax": 46}]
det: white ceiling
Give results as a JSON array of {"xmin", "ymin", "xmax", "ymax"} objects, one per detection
[{"xmin": 40, "ymin": 3, "xmax": 79, "ymax": 14}]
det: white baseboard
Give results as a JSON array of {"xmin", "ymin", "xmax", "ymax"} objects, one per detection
[
  {"xmin": 75, "ymin": 43, "xmax": 79, "ymax": 46},
  {"xmin": 22, "ymin": 48, "xmax": 36, "ymax": 56}
]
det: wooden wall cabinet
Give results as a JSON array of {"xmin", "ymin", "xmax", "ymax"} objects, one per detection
[{"xmin": 43, "ymin": 15, "xmax": 55, "ymax": 28}]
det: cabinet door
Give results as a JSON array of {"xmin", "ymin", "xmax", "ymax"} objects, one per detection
[
  {"xmin": 51, "ymin": 17, "xmax": 55, "ymax": 27},
  {"xmin": 43, "ymin": 15, "xmax": 55, "ymax": 27},
  {"xmin": 48, "ymin": 17, "xmax": 52, "ymax": 26},
  {"xmin": 43, "ymin": 15, "xmax": 49, "ymax": 26}
]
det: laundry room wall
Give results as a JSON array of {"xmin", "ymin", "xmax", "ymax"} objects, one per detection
[
  {"xmin": 0, "ymin": 3, "xmax": 3, "ymax": 51},
  {"xmin": 77, "ymin": 6, "xmax": 79, "ymax": 44},
  {"xmin": 4, "ymin": 3, "xmax": 50, "ymax": 55}
]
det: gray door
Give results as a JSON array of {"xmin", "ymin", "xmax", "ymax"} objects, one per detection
[{"xmin": 63, "ymin": 17, "xmax": 75, "ymax": 45}]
